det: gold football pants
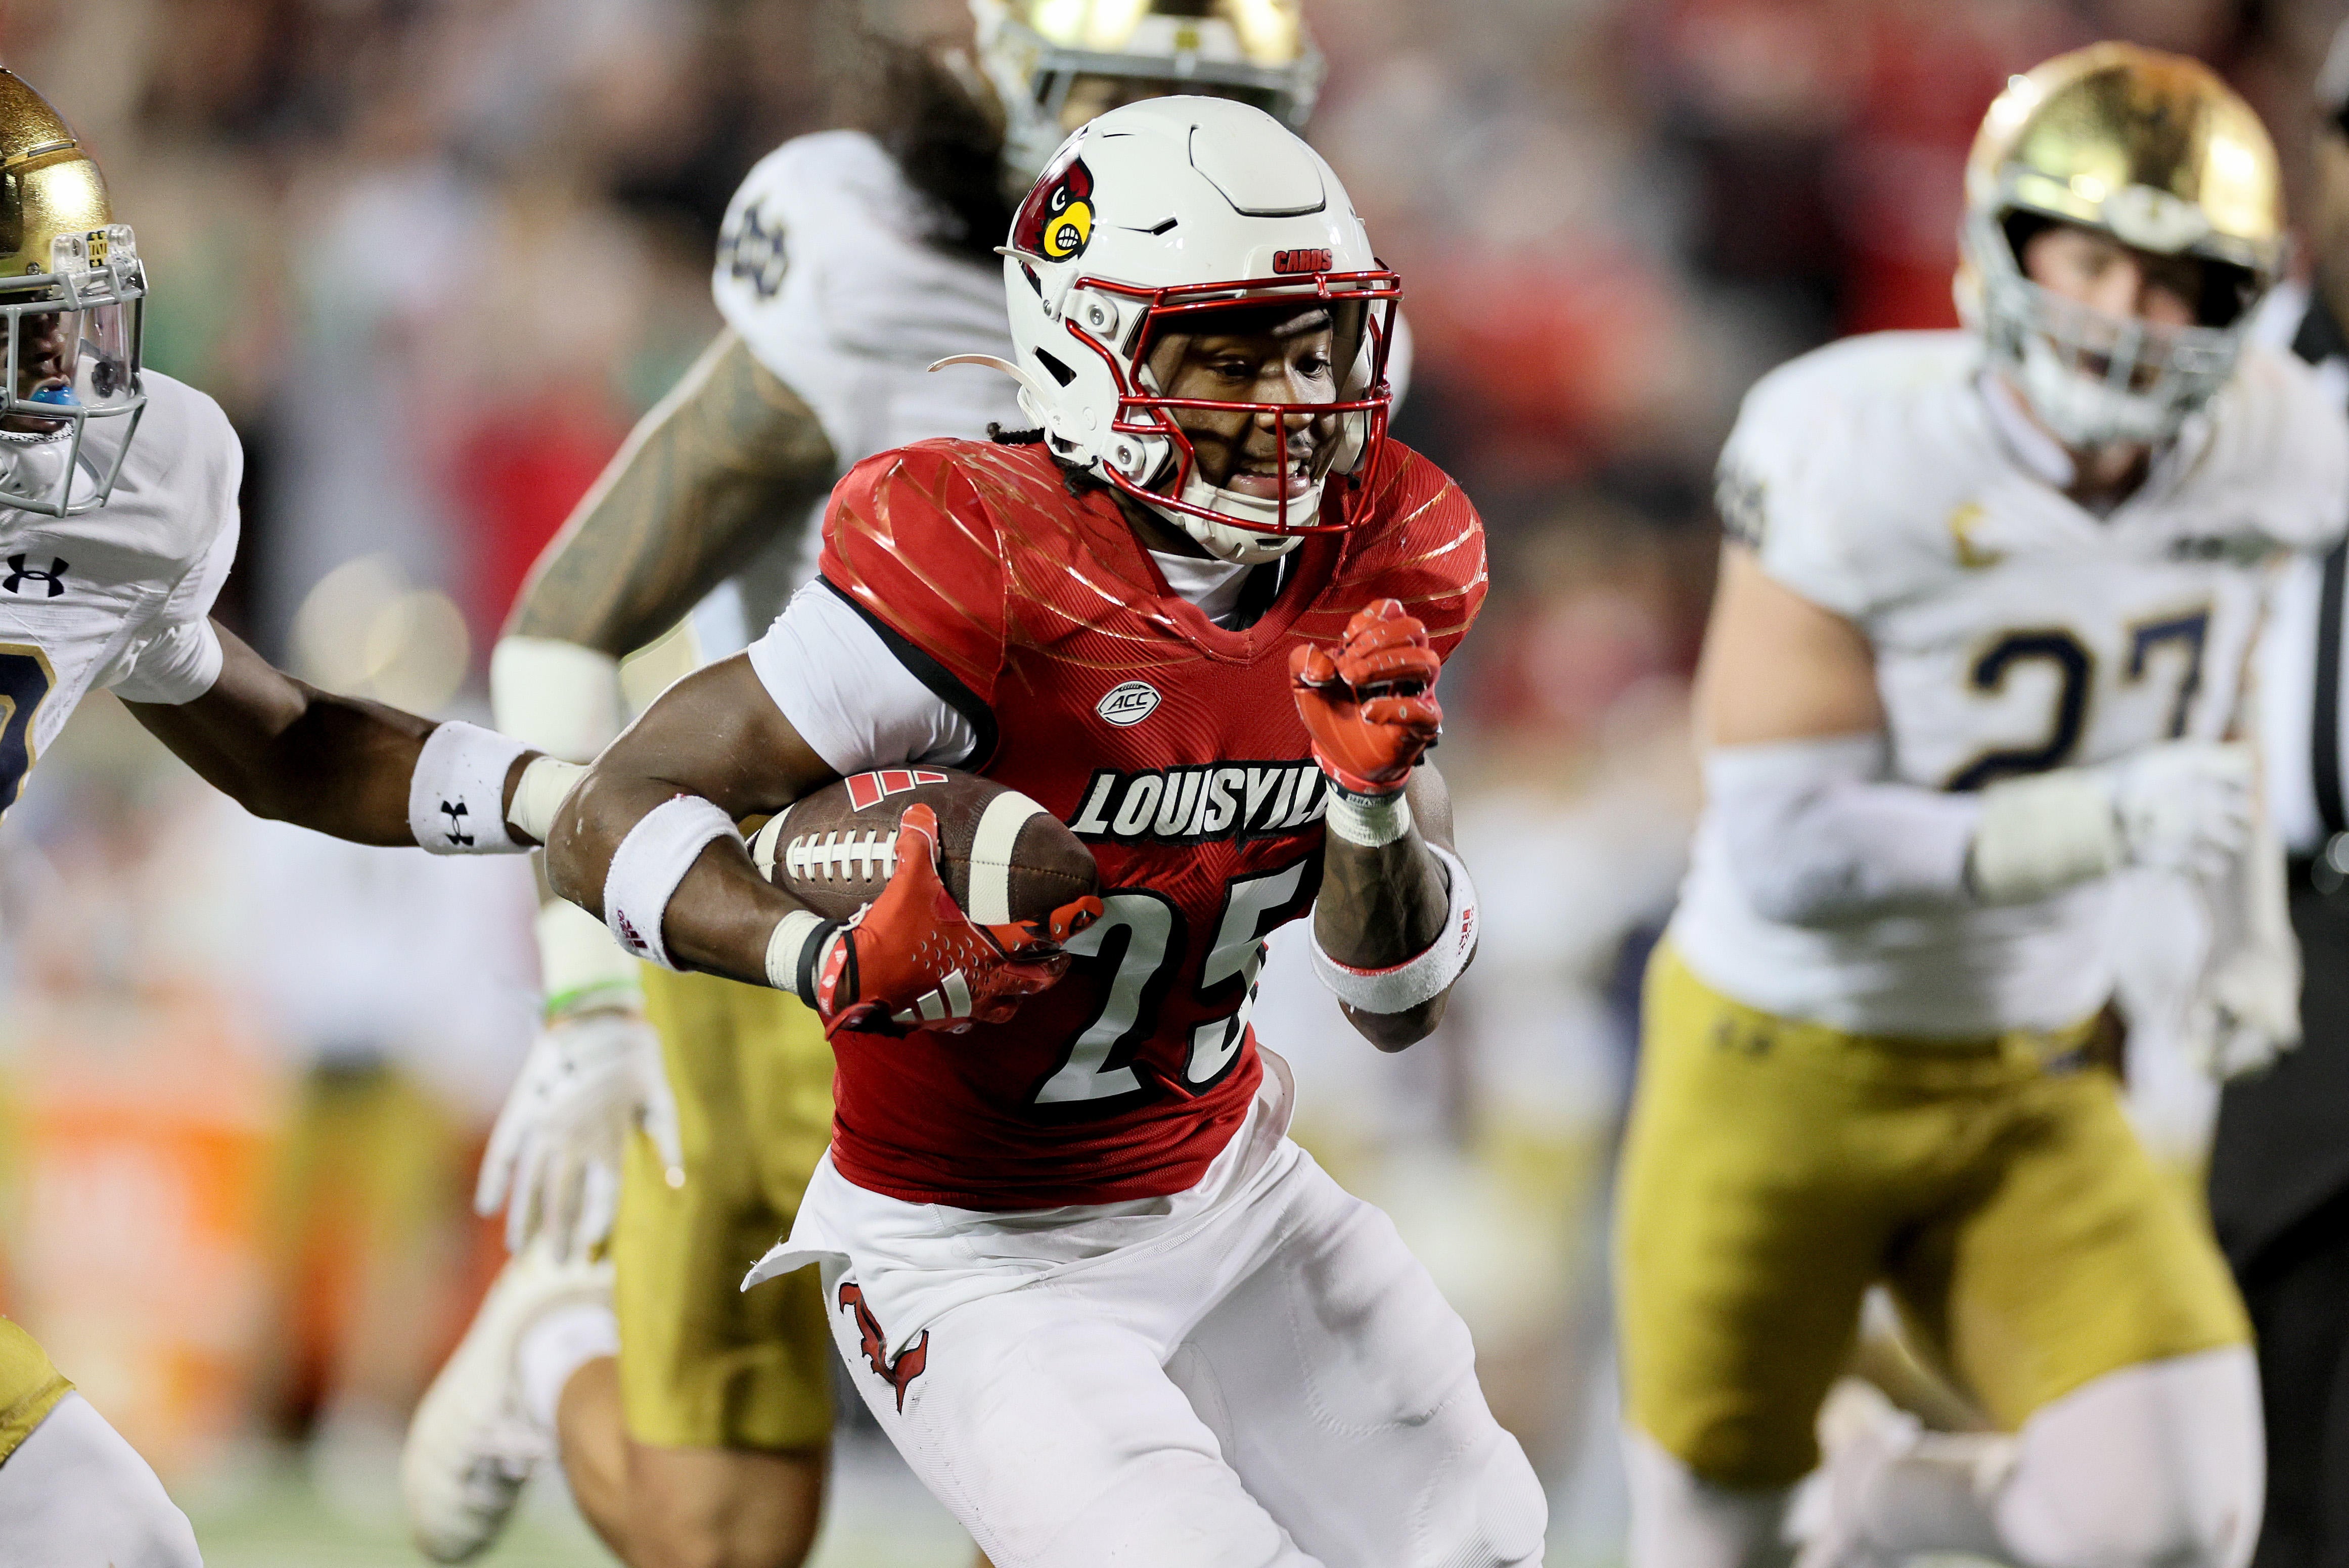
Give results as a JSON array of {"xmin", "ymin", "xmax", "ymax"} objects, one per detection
[
  {"xmin": 0, "ymin": 1317, "xmax": 69, "ymax": 1464},
  {"xmin": 613, "ymin": 966, "xmax": 836, "ymax": 1452},
  {"xmin": 1617, "ymin": 944, "xmax": 2249, "ymax": 1487}
]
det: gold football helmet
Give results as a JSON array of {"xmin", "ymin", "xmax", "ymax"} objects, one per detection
[
  {"xmin": 0, "ymin": 67, "xmax": 144, "ymax": 517},
  {"xmin": 971, "ymin": 0, "xmax": 1324, "ymax": 186},
  {"xmin": 1958, "ymin": 42, "xmax": 2284, "ymax": 448}
]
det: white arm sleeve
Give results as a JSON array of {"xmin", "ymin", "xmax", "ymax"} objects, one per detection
[
  {"xmin": 490, "ymin": 636, "xmax": 625, "ymax": 761},
  {"xmin": 109, "ymin": 512, "xmax": 240, "ymax": 706},
  {"xmin": 746, "ymin": 580, "xmax": 977, "ymax": 775},
  {"xmin": 109, "ymin": 617, "xmax": 225, "ymax": 705},
  {"xmin": 1708, "ymin": 734, "xmax": 1981, "ymax": 926}
]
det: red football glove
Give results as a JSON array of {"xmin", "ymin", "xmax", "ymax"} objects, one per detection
[
  {"xmin": 1289, "ymin": 598, "xmax": 1443, "ymax": 796},
  {"xmin": 815, "ymin": 804, "xmax": 1101, "ymax": 1039}
]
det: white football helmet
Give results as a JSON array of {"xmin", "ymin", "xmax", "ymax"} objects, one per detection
[
  {"xmin": 984, "ymin": 96, "xmax": 1397, "ymax": 565},
  {"xmin": 971, "ymin": 0, "xmax": 1325, "ymax": 187}
]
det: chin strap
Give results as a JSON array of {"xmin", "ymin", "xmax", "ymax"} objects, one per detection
[{"xmin": 1147, "ymin": 491, "xmax": 1308, "ymax": 566}]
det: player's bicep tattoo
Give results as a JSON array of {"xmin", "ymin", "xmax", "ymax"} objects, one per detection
[{"xmin": 508, "ymin": 330, "xmax": 839, "ymax": 656}]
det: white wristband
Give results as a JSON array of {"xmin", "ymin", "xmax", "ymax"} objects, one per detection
[
  {"xmin": 537, "ymin": 898, "xmax": 644, "ymax": 1016},
  {"xmin": 1324, "ymin": 788, "xmax": 1412, "ymax": 848},
  {"xmin": 603, "ymin": 795, "xmax": 742, "ymax": 969},
  {"xmin": 1968, "ymin": 768, "xmax": 2121, "ymax": 904},
  {"xmin": 410, "ymin": 721, "xmax": 530, "ymax": 855},
  {"xmin": 1309, "ymin": 843, "xmax": 1478, "ymax": 1013},
  {"xmin": 763, "ymin": 909, "xmax": 841, "ymax": 1006}
]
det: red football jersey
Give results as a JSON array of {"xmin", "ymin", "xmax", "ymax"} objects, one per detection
[{"xmin": 816, "ymin": 436, "xmax": 1485, "ymax": 1208}]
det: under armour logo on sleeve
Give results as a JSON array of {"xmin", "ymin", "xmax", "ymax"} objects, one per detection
[
  {"xmin": 3, "ymin": 556, "xmax": 67, "ymax": 597},
  {"xmin": 439, "ymin": 799, "xmax": 474, "ymax": 848}
]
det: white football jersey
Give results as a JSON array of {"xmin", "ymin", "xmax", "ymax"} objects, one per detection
[
  {"xmin": 1674, "ymin": 330, "xmax": 2349, "ymax": 1038},
  {"xmin": 0, "ymin": 371, "xmax": 239, "ymax": 814},
  {"xmin": 703, "ymin": 130, "xmax": 1023, "ymax": 653}
]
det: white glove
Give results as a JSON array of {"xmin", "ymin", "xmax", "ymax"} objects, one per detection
[
  {"xmin": 2102, "ymin": 740, "xmax": 2254, "ymax": 880},
  {"xmin": 1971, "ymin": 740, "xmax": 2253, "ymax": 904},
  {"xmin": 475, "ymin": 1008, "xmax": 685, "ymax": 1260},
  {"xmin": 2182, "ymin": 795, "xmax": 2300, "ymax": 1080}
]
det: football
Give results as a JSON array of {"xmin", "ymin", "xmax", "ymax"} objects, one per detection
[{"xmin": 749, "ymin": 767, "xmax": 1101, "ymax": 927}]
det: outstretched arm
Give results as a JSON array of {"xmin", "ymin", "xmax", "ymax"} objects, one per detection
[
  {"xmin": 472, "ymin": 326, "xmax": 833, "ymax": 1260},
  {"xmin": 124, "ymin": 621, "xmax": 542, "ymax": 847}
]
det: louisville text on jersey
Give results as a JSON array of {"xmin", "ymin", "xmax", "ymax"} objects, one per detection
[{"xmin": 1067, "ymin": 760, "xmax": 1328, "ymax": 845}]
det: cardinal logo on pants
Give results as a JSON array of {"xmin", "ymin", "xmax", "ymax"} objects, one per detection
[{"xmin": 838, "ymin": 1280, "xmax": 930, "ymax": 1412}]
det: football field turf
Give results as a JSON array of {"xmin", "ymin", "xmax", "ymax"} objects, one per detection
[{"xmin": 184, "ymin": 1435, "xmax": 976, "ymax": 1568}]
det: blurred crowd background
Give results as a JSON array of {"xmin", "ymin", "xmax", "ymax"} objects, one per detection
[{"xmin": 0, "ymin": 0, "xmax": 2340, "ymax": 1561}]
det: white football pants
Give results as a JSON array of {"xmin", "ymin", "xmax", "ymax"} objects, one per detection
[
  {"xmin": 822, "ymin": 1144, "xmax": 1546, "ymax": 1568},
  {"xmin": 0, "ymin": 1393, "xmax": 202, "ymax": 1566},
  {"xmin": 1625, "ymin": 1345, "xmax": 2262, "ymax": 1568}
]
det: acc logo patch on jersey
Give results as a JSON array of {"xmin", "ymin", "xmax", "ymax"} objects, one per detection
[
  {"xmin": 1096, "ymin": 680, "xmax": 1161, "ymax": 727},
  {"xmin": 1014, "ymin": 147, "xmax": 1095, "ymax": 263}
]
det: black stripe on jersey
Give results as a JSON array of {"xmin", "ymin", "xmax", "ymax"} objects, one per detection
[
  {"xmin": 2317, "ymin": 539, "xmax": 2348, "ymax": 838},
  {"xmin": 819, "ymin": 576, "xmax": 1000, "ymax": 771}
]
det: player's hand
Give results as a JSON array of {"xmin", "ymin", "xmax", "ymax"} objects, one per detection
[
  {"xmin": 816, "ymin": 803, "xmax": 1100, "ymax": 1038},
  {"xmin": 2102, "ymin": 740, "xmax": 2254, "ymax": 880},
  {"xmin": 1290, "ymin": 598, "xmax": 1443, "ymax": 797},
  {"xmin": 476, "ymin": 1008, "xmax": 684, "ymax": 1260},
  {"xmin": 2188, "ymin": 937, "xmax": 2301, "ymax": 1080},
  {"xmin": 2183, "ymin": 794, "xmax": 2300, "ymax": 1080}
]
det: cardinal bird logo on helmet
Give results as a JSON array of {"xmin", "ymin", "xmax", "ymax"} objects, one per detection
[{"xmin": 1014, "ymin": 145, "xmax": 1095, "ymax": 262}]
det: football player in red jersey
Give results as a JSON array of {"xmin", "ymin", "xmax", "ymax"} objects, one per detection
[{"xmin": 544, "ymin": 98, "xmax": 1544, "ymax": 1567}]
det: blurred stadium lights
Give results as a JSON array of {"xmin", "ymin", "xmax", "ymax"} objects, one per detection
[{"xmin": 289, "ymin": 555, "xmax": 473, "ymax": 717}]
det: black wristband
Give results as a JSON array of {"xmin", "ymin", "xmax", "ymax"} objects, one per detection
[{"xmin": 796, "ymin": 918, "xmax": 844, "ymax": 1010}]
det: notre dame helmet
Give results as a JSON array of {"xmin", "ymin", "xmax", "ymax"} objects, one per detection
[
  {"xmin": 971, "ymin": 0, "xmax": 1325, "ymax": 188},
  {"xmin": 1958, "ymin": 42, "xmax": 2285, "ymax": 449},
  {"xmin": 0, "ymin": 67, "xmax": 145, "ymax": 517}
]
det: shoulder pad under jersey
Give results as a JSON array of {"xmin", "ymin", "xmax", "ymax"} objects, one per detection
[
  {"xmin": 2194, "ymin": 343, "xmax": 2349, "ymax": 554},
  {"xmin": 1324, "ymin": 441, "xmax": 1487, "ymax": 661},
  {"xmin": 1716, "ymin": 331, "xmax": 1983, "ymax": 620}
]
